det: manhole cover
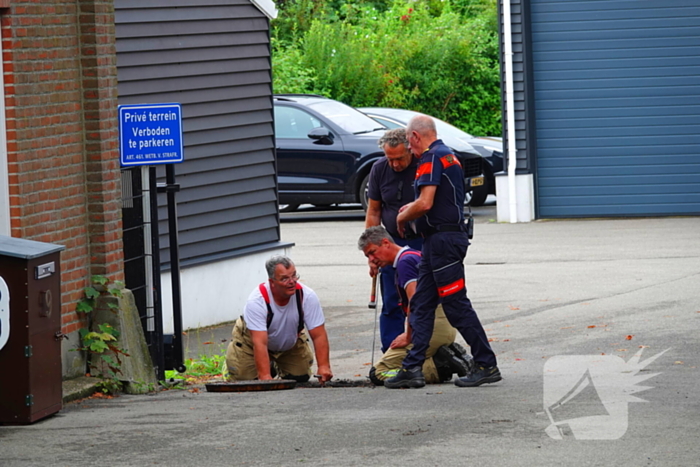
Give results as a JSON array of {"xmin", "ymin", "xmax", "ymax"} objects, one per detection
[{"xmin": 205, "ymin": 379, "xmax": 297, "ymax": 392}]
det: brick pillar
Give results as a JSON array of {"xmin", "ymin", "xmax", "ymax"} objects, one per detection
[
  {"xmin": 2, "ymin": 0, "xmax": 123, "ymax": 337},
  {"xmin": 78, "ymin": 0, "xmax": 124, "ymax": 281}
]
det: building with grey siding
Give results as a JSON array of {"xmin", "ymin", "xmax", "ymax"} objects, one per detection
[
  {"xmin": 498, "ymin": 0, "xmax": 700, "ymax": 220},
  {"xmin": 115, "ymin": 0, "xmax": 291, "ymax": 332}
]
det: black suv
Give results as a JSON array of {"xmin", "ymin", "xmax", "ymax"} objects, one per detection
[{"xmin": 273, "ymin": 95, "xmax": 486, "ymax": 211}]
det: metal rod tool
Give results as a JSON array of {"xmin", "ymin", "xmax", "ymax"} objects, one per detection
[{"xmin": 369, "ymin": 274, "xmax": 379, "ymax": 368}]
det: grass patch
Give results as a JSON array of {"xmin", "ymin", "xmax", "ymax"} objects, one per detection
[{"xmin": 164, "ymin": 353, "xmax": 226, "ymax": 386}]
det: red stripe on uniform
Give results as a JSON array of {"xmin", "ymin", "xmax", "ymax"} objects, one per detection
[
  {"xmin": 438, "ymin": 278, "xmax": 465, "ymax": 297},
  {"xmin": 416, "ymin": 162, "xmax": 433, "ymax": 179},
  {"xmin": 440, "ymin": 154, "xmax": 461, "ymax": 169}
]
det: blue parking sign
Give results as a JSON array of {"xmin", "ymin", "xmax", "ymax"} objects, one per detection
[{"xmin": 119, "ymin": 103, "xmax": 184, "ymax": 166}]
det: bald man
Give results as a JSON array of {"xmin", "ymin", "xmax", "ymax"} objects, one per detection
[{"xmin": 385, "ymin": 115, "xmax": 500, "ymax": 389}]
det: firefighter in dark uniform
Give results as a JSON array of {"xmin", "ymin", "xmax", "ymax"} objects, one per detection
[
  {"xmin": 384, "ymin": 115, "xmax": 501, "ymax": 389},
  {"xmin": 365, "ymin": 128, "xmax": 423, "ymax": 352}
]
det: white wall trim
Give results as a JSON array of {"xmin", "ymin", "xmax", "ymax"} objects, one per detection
[
  {"xmin": 0, "ymin": 25, "xmax": 11, "ymax": 236},
  {"xmin": 160, "ymin": 245, "xmax": 291, "ymax": 333},
  {"xmin": 496, "ymin": 173, "xmax": 535, "ymax": 223},
  {"xmin": 250, "ymin": 0, "xmax": 278, "ymax": 19}
]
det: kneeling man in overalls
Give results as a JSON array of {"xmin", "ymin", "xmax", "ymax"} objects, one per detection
[
  {"xmin": 225, "ymin": 255, "xmax": 333, "ymax": 384},
  {"xmin": 359, "ymin": 226, "xmax": 473, "ymax": 385}
]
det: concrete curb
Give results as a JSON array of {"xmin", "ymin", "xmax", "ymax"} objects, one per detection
[{"xmin": 62, "ymin": 376, "xmax": 101, "ymax": 404}]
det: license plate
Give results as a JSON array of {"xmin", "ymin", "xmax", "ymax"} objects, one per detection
[{"xmin": 470, "ymin": 177, "xmax": 484, "ymax": 187}]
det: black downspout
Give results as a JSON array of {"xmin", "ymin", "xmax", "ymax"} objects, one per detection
[{"xmin": 160, "ymin": 164, "xmax": 186, "ymax": 373}]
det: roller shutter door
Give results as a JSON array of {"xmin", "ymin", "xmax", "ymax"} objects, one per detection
[{"xmin": 530, "ymin": 0, "xmax": 700, "ymax": 217}]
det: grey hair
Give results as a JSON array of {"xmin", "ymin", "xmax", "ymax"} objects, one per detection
[
  {"xmin": 358, "ymin": 226, "xmax": 395, "ymax": 251},
  {"xmin": 377, "ymin": 128, "xmax": 408, "ymax": 149},
  {"xmin": 406, "ymin": 115, "xmax": 436, "ymax": 137},
  {"xmin": 265, "ymin": 255, "xmax": 295, "ymax": 279}
]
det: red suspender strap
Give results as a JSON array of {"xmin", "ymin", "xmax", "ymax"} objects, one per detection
[
  {"xmin": 397, "ymin": 249, "xmax": 421, "ymax": 312},
  {"xmin": 294, "ymin": 284, "xmax": 304, "ymax": 334},
  {"xmin": 399, "ymin": 250, "xmax": 421, "ymax": 260},
  {"xmin": 260, "ymin": 283, "xmax": 274, "ymax": 328},
  {"xmin": 260, "ymin": 282, "xmax": 305, "ymax": 333}
]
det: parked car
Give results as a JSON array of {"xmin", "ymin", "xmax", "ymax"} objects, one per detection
[
  {"xmin": 274, "ymin": 95, "xmax": 488, "ymax": 211},
  {"xmin": 359, "ymin": 107, "xmax": 504, "ymax": 206}
]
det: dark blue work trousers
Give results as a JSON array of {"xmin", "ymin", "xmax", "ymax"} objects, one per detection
[
  {"xmin": 379, "ymin": 236, "xmax": 423, "ymax": 352},
  {"xmin": 403, "ymin": 231, "xmax": 497, "ymax": 369}
]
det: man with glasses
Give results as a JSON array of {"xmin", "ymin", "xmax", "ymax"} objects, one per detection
[
  {"xmin": 359, "ymin": 226, "xmax": 473, "ymax": 385},
  {"xmin": 365, "ymin": 128, "xmax": 423, "ymax": 353},
  {"xmin": 225, "ymin": 255, "xmax": 333, "ymax": 384}
]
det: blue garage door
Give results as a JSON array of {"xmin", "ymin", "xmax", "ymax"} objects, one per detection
[{"xmin": 530, "ymin": 0, "xmax": 700, "ymax": 217}]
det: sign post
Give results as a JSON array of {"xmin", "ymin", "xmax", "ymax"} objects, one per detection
[{"xmin": 119, "ymin": 103, "xmax": 186, "ymax": 376}]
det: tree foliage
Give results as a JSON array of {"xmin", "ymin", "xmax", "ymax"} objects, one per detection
[{"xmin": 272, "ymin": 0, "xmax": 501, "ymax": 135}]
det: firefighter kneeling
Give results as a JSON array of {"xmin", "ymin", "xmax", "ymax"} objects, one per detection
[{"xmin": 225, "ymin": 256, "xmax": 333, "ymax": 384}]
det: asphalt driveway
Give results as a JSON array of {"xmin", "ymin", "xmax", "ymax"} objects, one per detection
[{"xmin": 2, "ymin": 209, "xmax": 698, "ymax": 466}]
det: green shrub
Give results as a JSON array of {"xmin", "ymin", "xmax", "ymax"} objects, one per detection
[
  {"xmin": 272, "ymin": 0, "xmax": 501, "ymax": 135},
  {"xmin": 271, "ymin": 37, "xmax": 317, "ymax": 94}
]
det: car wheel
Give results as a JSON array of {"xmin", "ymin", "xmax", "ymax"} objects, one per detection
[
  {"xmin": 360, "ymin": 173, "xmax": 370, "ymax": 211},
  {"xmin": 279, "ymin": 204, "xmax": 299, "ymax": 213},
  {"xmin": 465, "ymin": 178, "xmax": 489, "ymax": 207}
]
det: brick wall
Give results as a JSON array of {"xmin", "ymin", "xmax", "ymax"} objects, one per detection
[{"xmin": 2, "ymin": 0, "xmax": 123, "ymax": 336}]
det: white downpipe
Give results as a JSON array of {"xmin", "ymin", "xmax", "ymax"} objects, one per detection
[
  {"xmin": 0, "ymin": 25, "xmax": 10, "ymax": 235},
  {"xmin": 250, "ymin": 0, "xmax": 278, "ymax": 19},
  {"xmin": 503, "ymin": 0, "xmax": 518, "ymax": 223}
]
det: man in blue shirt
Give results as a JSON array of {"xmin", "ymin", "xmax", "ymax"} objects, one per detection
[
  {"xmin": 386, "ymin": 115, "xmax": 501, "ymax": 389},
  {"xmin": 365, "ymin": 128, "xmax": 423, "ymax": 352}
]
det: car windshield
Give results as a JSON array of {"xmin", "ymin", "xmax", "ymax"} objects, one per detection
[
  {"xmin": 308, "ymin": 100, "xmax": 386, "ymax": 134},
  {"xmin": 368, "ymin": 115, "xmax": 404, "ymax": 130},
  {"xmin": 433, "ymin": 118, "xmax": 474, "ymax": 140},
  {"xmin": 369, "ymin": 108, "xmax": 475, "ymax": 139}
]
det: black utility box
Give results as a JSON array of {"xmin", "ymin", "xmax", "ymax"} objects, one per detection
[{"xmin": 0, "ymin": 235, "xmax": 65, "ymax": 424}]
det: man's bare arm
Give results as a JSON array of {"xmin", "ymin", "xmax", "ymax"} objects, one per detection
[
  {"xmin": 249, "ymin": 329, "xmax": 273, "ymax": 380},
  {"xmin": 389, "ymin": 281, "xmax": 417, "ymax": 349},
  {"xmin": 365, "ymin": 198, "xmax": 382, "ymax": 228},
  {"xmin": 365, "ymin": 198, "xmax": 383, "ymax": 277},
  {"xmin": 308, "ymin": 324, "xmax": 333, "ymax": 382}
]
